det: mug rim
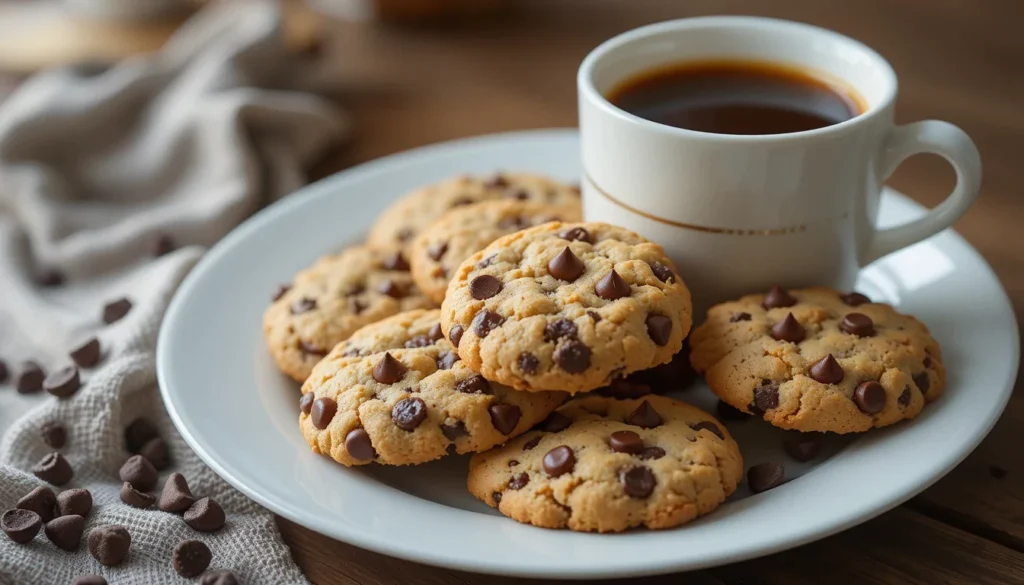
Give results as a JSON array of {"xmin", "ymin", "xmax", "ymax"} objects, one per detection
[{"xmin": 577, "ymin": 16, "xmax": 899, "ymax": 143}]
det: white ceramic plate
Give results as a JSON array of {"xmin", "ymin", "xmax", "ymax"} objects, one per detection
[{"xmin": 157, "ymin": 129, "xmax": 1019, "ymax": 579}]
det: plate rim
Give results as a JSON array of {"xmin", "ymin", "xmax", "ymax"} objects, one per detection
[{"xmin": 157, "ymin": 128, "xmax": 1020, "ymax": 579}]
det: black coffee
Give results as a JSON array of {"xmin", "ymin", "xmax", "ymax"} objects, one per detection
[{"xmin": 607, "ymin": 60, "xmax": 863, "ymax": 135}]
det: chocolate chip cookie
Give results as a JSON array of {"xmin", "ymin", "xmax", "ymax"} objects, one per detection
[
  {"xmin": 367, "ymin": 173, "xmax": 580, "ymax": 251},
  {"xmin": 440, "ymin": 222, "xmax": 692, "ymax": 394},
  {"xmin": 467, "ymin": 394, "xmax": 742, "ymax": 532},
  {"xmin": 264, "ymin": 245, "xmax": 434, "ymax": 382},
  {"xmin": 690, "ymin": 286, "xmax": 945, "ymax": 433},
  {"xmin": 409, "ymin": 199, "xmax": 582, "ymax": 304},
  {"xmin": 300, "ymin": 309, "xmax": 567, "ymax": 466}
]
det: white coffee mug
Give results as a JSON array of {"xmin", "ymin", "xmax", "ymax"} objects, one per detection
[{"xmin": 578, "ymin": 17, "xmax": 981, "ymax": 314}]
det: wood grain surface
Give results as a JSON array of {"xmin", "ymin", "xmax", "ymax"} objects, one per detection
[{"xmin": 291, "ymin": 1, "xmax": 1024, "ymax": 583}]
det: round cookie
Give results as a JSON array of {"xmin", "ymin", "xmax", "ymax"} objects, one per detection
[
  {"xmin": 440, "ymin": 221, "xmax": 692, "ymax": 394},
  {"xmin": 467, "ymin": 394, "xmax": 743, "ymax": 532},
  {"xmin": 367, "ymin": 173, "xmax": 580, "ymax": 251},
  {"xmin": 689, "ymin": 286, "xmax": 945, "ymax": 433},
  {"xmin": 263, "ymin": 245, "xmax": 434, "ymax": 382},
  {"xmin": 410, "ymin": 199, "xmax": 583, "ymax": 304},
  {"xmin": 300, "ymin": 309, "xmax": 568, "ymax": 466}
]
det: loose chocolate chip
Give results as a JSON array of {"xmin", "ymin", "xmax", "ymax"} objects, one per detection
[
  {"xmin": 2, "ymin": 509, "xmax": 41, "ymax": 543},
  {"xmin": 456, "ymin": 374, "xmax": 491, "ymax": 394},
  {"xmin": 561, "ymin": 227, "xmax": 592, "ymax": 243},
  {"xmin": 841, "ymin": 292, "xmax": 871, "ymax": 306},
  {"xmin": 609, "ymin": 430, "xmax": 644, "ymax": 454},
  {"xmin": 272, "ymin": 284, "xmax": 291, "ymax": 302},
  {"xmin": 290, "ymin": 297, "xmax": 316, "ymax": 314},
  {"xmin": 840, "ymin": 313, "xmax": 875, "ymax": 337},
  {"xmin": 185, "ymin": 497, "xmax": 226, "ymax": 533},
  {"xmin": 449, "ymin": 325, "xmax": 465, "ymax": 347},
  {"xmin": 913, "ymin": 372, "xmax": 930, "ymax": 393},
  {"xmin": 543, "ymin": 446, "xmax": 575, "ymax": 477},
  {"xmin": 762, "ymin": 286, "xmax": 796, "ymax": 309},
  {"xmin": 547, "ymin": 247, "xmax": 585, "ymax": 281},
  {"xmin": 637, "ymin": 446, "xmax": 666, "ymax": 461},
  {"xmin": 299, "ymin": 341, "xmax": 326, "ymax": 356},
  {"xmin": 645, "ymin": 314, "xmax": 673, "ymax": 346},
  {"xmin": 392, "ymin": 398, "xmax": 427, "ymax": 431},
  {"xmin": 299, "ymin": 392, "xmax": 315, "ymax": 415},
  {"xmin": 627, "ymin": 400, "xmax": 663, "ymax": 429},
  {"xmin": 489, "ymin": 403, "xmax": 522, "ymax": 435},
  {"xmin": 544, "ymin": 319, "xmax": 578, "ymax": 343},
  {"xmin": 809, "ymin": 354, "xmax": 844, "ymax": 384},
  {"xmin": 58, "ymin": 489, "xmax": 92, "ymax": 518},
  {"xmin": 72, "ymin": 576, "xmax": 107, "ymax": 585},
  {"xmin": 523, "ymin": 436, "xmax": 542, "ymax": 451},
  {"xmin": 595, "ymin": 270, "xmax": 631, "ymax": 300},
  {"xmin": 102, "ymin": 298, "xmax": 133, "ymax": 324},
  {"xmin": 436, "ymin": 351, "xmax": 459, "ymax": 370},
  {"xmin": 88, "ymin": 525, "xmax": 131, "ymax": 566},
  {"xmin": 17, "ymin": 361, "xmax": 45, "ymax": 394},
  {"xmin": 173, "ymin": 539, "xmax": 212, "ymax": 578},
  {"xmin": 516, "ymin": 352, "xmax": 540, "ymax": 374},
  {"xmin": 427, "ymin": 241, "xmax": 449, "ymax": 261},
  {"xmin": 42, "ymin": 422, "xmax": 67, "ymax": 449},
  {"xmin": 508, "ymin": 473, "xmax": 529, "ymax": 490},
  {"xmin": 717, "ymin": 400, "xmax": 750, "ymax": 421},
  {"xmin": 470, "ymin": 275, "xmax": 503, "ymax": 300},
  {"xmin": 44, "ymin": 366, "xmax": 81, "ymax": 398},
  {"xmin": 124, "ymin": 418, "xmax": 159, "ymax": 453},
  {"xmin": 0, "ymin": 359, "xmax": 7, "ymax": 383},
  {"xmin": 311, "ymin": 397, "xmax": 337, "ymax": 429},
  {"xmin": 70, "ymin": 338, "xmax": 102, "ymax": 368},
  {"xmin": 783, "ymin": 434, "xmax": 824, "ymax": 462},
  {"xmin": 372, "ymin": 352, "xmax": 407, "ymax": 384},
  {"xmin": 690, "ymin": 421, "xmax": 725, "ymax": 440},
  {"xmin": 383, "ymin": 251, "xmax": 410, "ymax": 271},
  {"xmin": 540, "ymin": 411, "xmax": 573, "ymax": 433},
  {"xmin": 748, "ymin": 462, "xmax": 785, "ymax": 493},
  {"xmin": 553, "ymin": 340, "xmax": 591, "ymax": 373},
  {"xmin": 139, "ymin": 437, "xmax": 170, "ymax": 471},
  {"xmin": 441, "ymin": 421, "xmax": 467, "ymax": 441},
  {"xmin": 404, "ymin": 335, "xmax": 432, "ymax": 348},
  {"xmin": 854, "ymin": 381, "xmax": 886, "ymax": 414},
  {"xmin": 771, "ymin": 313, "xmax": 805, "ymax": 343},
  {"xmin": 898, "ymin": 387, "xmax": 912, "ymax": 406},
  {"xmin": 648, "ymin": 261, "xmax": 675, "ymax": 283},
  {"xmin": 120, "ymin": 482, "xmax": 155, "ymax": 509},
  {"xmin": 119, "ymin": 455, "xmax": 158, "ymax": 491},
  {"xmin": 620, "ymin": 466, "xmax": 656, "ymax": 498},
  {"xmin": 159, "ymin": 473, "xmax": 195, "ymax": 513},
  {"xmin": 17, "ymin": 487, "xmax": 56, "ymax": 523},
  {"xmin": 377, "ymin": 279, "xmax": 407, "ymax": 298},
  {"xmin": 472, "ymin": 310, "xmax": 505, "ymax": 338},
  {"xmin": 33, "ymin": 453, "xmax": 73, "ymax": 486},
  {"xmin": 345, "ymin": 428, "xmax": 376, "ymax": 461},
  {"xmin": 200, "ymin": 572, "xmax": 239, "ymax": 585},
  {"xmin": 38, "ymin": 269, "xmax": 65, "ymax": 287},
  {"xmin": 730, "ymin": 312, "xmax": 752, "ymax": 323},
  {"xmin": 46, "ymin": 514, "xmax": 85, "ymax": 550},
  {"xmin": 752, "ymin": 383, "xmax": 780, "ymax": 414}
]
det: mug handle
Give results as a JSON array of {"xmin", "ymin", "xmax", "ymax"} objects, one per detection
[{"xmin": 862, "ymin": 120, "xmax": 982, "ymax": 265}]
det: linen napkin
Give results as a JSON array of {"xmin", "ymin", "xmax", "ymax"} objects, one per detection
[{"xmin": 0, "ymin": 2, "xmax": 346, "ymax": 583}]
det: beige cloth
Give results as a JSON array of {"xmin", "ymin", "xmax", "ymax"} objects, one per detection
[{"xmin": 0, "ymin": 2, "xmax": 346, "ymax": 583}]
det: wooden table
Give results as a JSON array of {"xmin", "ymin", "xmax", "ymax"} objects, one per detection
[{"xmin": 279, "ymin": 1, "xmax": 1024, "ymax": 583}]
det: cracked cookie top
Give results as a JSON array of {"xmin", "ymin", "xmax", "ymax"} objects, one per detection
[
  {"xmin": 440, "ymin": 221, "xmax": 692, "ymax": 394},
  {"xmin": 466, "ymin": 394, "xmax": 742, "ymax": 532},
  {"xmin": 690, "ymin": 286, "xmax": 945, "ymax": 433},
  {"xmin": 299, "ymin": 310, "xmax": 567, "ymax": 466}
]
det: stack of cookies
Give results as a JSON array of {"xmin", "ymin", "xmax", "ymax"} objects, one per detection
[{"xmin": 263, "ymin": 172, "xmax": 945, "ymax": 533}]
